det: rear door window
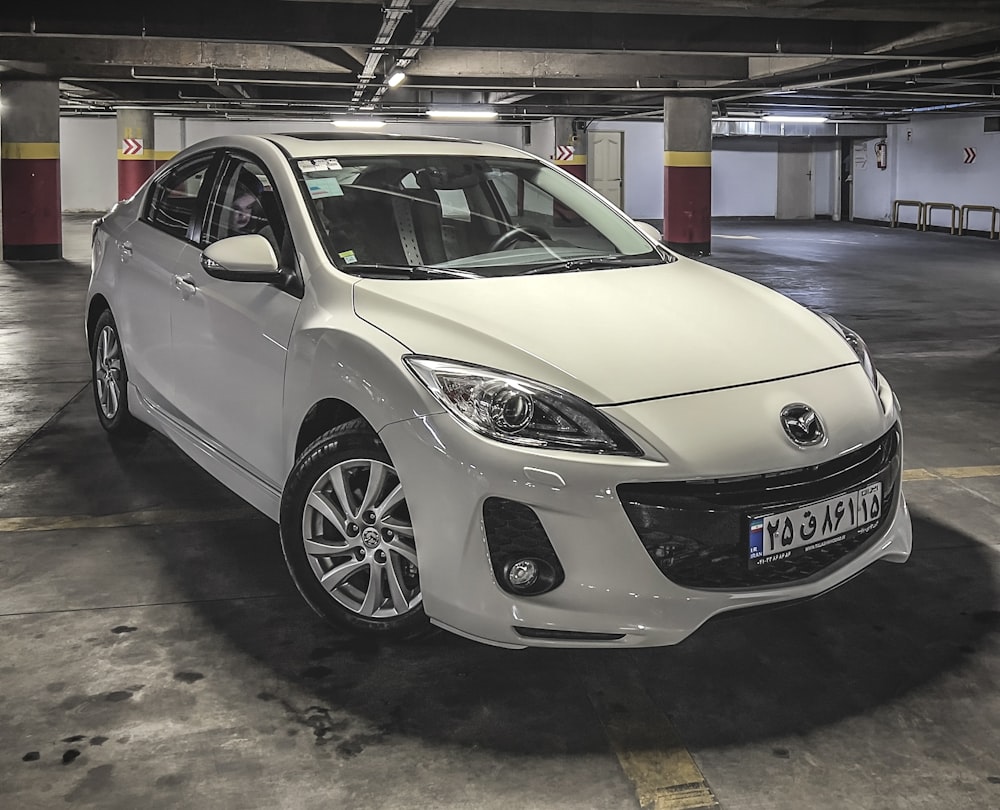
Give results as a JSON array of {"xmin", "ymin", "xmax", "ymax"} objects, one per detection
[{"xmin": 145, "ymin": 155, "xmax": 214, "ymax": 240}]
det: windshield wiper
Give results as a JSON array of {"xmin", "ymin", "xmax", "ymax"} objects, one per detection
[
  {"xmin": 524, "ymin": 254, "xmax": 659, "ymax": 275},
  {"xmin": 346, "ymin": 263, "xmax": 479, "ymax": 279}
]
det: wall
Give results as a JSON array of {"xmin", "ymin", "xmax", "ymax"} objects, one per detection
[
  {"xmin": 813, "ymin": 142, "xmax": 837, "ymax": 217},
  {"xmin": 59, "ymin": 117, "xmax": 118, "ymax": 211},
  {"xmin": 588, "ymin": 120, "xmax": 839, "ymax": 220},
  {"xmin": 523, "ymin": 119, "xmax": 555, "ymax": 160},
  {"xmin": 712, "ymin": 139, "xmax": 778, "ymax": 217},
  {"xmin": 55, "ymin": 116, "xmax": 528, "ymax": 211},
  {"xmin": 587, "ymin": 120, "xmax": 664, "ymax": 220},
  {"xmin": 851, "ymin": 137, "xmax": 896, "ymax": 223},
  {"xmin": 852, "ymin": 114, "xmax": 1000, "ymax": 226}
]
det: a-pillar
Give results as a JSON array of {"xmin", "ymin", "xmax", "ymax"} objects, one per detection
[
  {"xmin": 663, "ymin": 97, "xmax": 712, "ymax": 256},
  {"xmin": 117, "ymin": 108, "xmax": 156, "ymax": 200},
  {"xmin": 553, "ymin": 117, "xmax": 587, "ymax": 181},
  {"xmin": 0, "ymin": 81, "xmax": 62, "ymax": 260}
]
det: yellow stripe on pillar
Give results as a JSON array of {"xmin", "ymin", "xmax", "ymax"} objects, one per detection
[
  {"xmin": 555, "ymin": 155, "xmax": 588, "ymax": 166},
  {"xmin": 1, "ymin": 142, "xmax": 60, "ymax": 160},
  {"xmin": 664, "ymin": 150, "xmax": 711, "ymax": 167}
]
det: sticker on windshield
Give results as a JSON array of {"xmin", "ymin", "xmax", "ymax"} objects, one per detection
[
  {"xmin": 298, "ymin": 158, "xmax": 343, "ymax": 173},
  {"xmin": 338, "ymin": 249, "xmax": 358, "ymax": 265},
  {"xmin": 306, "ymin": 177, "xmax": 344, "ymax": 199}
]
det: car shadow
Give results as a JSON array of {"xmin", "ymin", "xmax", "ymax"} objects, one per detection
[{"xmin": 12, "ymin": 388, "xmax": 999, "ymax": 757}]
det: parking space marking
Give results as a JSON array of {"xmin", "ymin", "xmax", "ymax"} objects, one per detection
[
  {"xmin": 903, "ymin": 465, "xmax": 1000, "ymax": 482},
  {"xmin": 586, "ymin": 662, "xmax": 719, "ymax": 810},
  {"xmin": 0, "ymin": 507, "xmax": 256, "ymax": 533}
]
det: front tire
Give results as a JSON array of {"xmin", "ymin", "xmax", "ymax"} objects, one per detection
[
  {"xmin": 90, "ymin": 309, "xmax": 146, "ymax": 437},
  {"xmin": 279, "ymin": 419, "xmax": 431, "ymax": 640}
]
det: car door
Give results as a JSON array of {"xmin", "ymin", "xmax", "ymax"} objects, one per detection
[
  {"xmin": 170, "ymin": 152, "xmax": 303, "ymax": 488},
  {"xmin": 113, "ymin": 153, "xmax": 216, "ymax": 411}
]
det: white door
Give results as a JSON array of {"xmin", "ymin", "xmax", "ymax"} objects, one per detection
[
  {"xmin": 170, "ymin": 157, "xmax": 301, "ymax": 487},
  {"xmin": 588, "ymin": 130, "xmax": 624, "ymax": 208},
  {"xmin": 777, "ymin": 140, "xmax": 815, "ymax": 219},
  {"xmin": 113, "ymin": 153, "xmax": 215, "ymax": 408}
]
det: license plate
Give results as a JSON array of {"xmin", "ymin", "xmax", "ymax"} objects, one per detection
[{"xmin": 748, "ymin": 482, "xmax": 882, "ymax": 567}]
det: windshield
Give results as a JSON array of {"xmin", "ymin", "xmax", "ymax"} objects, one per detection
[{"xmin": 294, "ymin": 154, "xmax": 668, "ymax": 278}]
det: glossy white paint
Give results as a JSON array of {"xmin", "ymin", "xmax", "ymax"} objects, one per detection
[
  {"xmin": 87, "ymin": 132, "xmax": 912, "ymax": 648},
  {"xmin": 353, "ymin": 258, "xmax": 860, "ymax": 404}
]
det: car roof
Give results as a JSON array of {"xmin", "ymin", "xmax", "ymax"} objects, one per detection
[{"xmin": 262, "ymin": 132, "xmax": 529, "ymax": 160}]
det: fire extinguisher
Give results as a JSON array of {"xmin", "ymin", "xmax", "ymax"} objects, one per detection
[{"xmin": 875, "ymin": 140, "xmax": 887, "ymax": 171}]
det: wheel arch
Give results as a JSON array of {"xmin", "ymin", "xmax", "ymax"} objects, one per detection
[
  {"xmin": 294, "ymin": 398, "xmax": 369, "ymax": 460},
  {"xmin": 86, "ymin": 294, "xmax": 111, "ymax": 354}
]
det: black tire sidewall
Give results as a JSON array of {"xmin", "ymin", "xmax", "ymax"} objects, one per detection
[
  {"xmin": 90, "ymin": 309, "xmax": 135, "ymax": 434},
  {"xmin": 279, "ymin": 421, "xmax": 431, "ymax": 640}
]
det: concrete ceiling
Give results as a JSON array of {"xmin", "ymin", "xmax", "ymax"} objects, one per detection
[{"xmin": 3, "ymin": 1, "xmax": 1000, "ymax": 123}]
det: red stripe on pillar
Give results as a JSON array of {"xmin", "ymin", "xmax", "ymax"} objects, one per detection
[
  {"xmin": 560, "ymin": 164, "xmax": 587, "ymax": 182},
  {"xmin": 1, "ymin": 158, "xmax": 62, "ymax": 246},
  {"xmin": 663, "ymin": 166, "xmax": 711, "ymax": 252},
  {"xmin": 118, "ymin": 159, "xmax": 156, "ymax": 201}
]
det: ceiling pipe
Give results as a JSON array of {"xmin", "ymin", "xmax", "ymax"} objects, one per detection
[
  {"xmin": 717, "ymin": 51, "xmax": 1000, "ymax": 104},
  {"xmin": 351, "ymin": 0, "xmax": 412, "ymax": 106},
  {"xmin": 368, "ymin": 0, "xmax": 458, "ymax": 106}
]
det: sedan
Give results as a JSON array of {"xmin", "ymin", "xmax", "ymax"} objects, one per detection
[{"xmin": 87, "ymin": 132, "xmax": 911, "ymax": 647}]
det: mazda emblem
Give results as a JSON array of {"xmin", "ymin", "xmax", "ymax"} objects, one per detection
[{"xmin": 780, "ymin": 403, "xmax": 826, "ymax": 447}]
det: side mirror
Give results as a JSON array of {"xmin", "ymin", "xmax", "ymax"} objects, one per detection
[
  {"xmin": 201, "ymin": 234, "xmax": 283, "ymax": 283},
  {"xmin": 633, "ymin": 221, "xmax": 664, "ymax": 244}
]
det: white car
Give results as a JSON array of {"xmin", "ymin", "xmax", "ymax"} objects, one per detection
[{"xmin": 87, "ymin": 132, "xmax": 912, "ymax": 648}]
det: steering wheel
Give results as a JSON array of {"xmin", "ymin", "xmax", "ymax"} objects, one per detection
[{"xmin": 489, "ymin": 225, "xmax": 552, "ymax": 252}]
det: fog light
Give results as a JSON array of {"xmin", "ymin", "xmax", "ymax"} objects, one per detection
[{"xmin": 506, "ymin": 558, "xmax": 539, "ymax": 590}]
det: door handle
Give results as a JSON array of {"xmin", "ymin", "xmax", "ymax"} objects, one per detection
[
  {"xmin": 173, "ymin": 274, "xmax": 198, "ymax": 298},
  {"xmin": 119, "ymin": 240, "xmax": 132, "ymax": 262}
]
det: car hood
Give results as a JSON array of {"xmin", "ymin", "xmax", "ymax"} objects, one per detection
[{"xmin": 352, "ymin": 256, "xmax": 859, "ymax": 404}]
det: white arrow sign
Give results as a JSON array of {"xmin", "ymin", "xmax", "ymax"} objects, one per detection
[{"xmin": 122, "ymin": 138, "xmax": 144, "ymax": 156}]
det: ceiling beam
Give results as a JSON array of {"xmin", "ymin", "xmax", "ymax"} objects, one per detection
[{"xmin": 0, "ymin": 36, "xmax": 353, "ymax": 74}]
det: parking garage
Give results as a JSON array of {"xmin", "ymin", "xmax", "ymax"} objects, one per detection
[{"xmin": 1, "ymin": 3, "xmax": 999, "ymax": 809}]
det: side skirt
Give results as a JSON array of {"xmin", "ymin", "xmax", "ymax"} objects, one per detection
[{"xmin": 130, "ymin": 384, "xmax": 282, "ymax": 522}]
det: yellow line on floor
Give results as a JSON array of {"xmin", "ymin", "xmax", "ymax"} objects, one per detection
[
  {"xmin": 903, "ymin": 465, "xmax": 1000, "ymax": 482},
  {"xmin": 586, "ymin": 662, "xmax": 719, "ymax": 810},
  {"xmin": 0, "ymin": 507, "xmax": 256, "ymax": 533}
]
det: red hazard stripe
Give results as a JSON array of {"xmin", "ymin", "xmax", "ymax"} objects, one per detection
[
  {"xmin": 1, "ymin": 158, "xmax": 62, "ymax": 246},
  {"xmin": 663, "ymin": 166, "xmax": 711, "ymax": 244},
  {"xmin": 118, "ymin": 159, "xmax": 156, "ymax": 201}
]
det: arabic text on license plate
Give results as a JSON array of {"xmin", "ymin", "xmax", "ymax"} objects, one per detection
[{"xmin": 748, "ymin": 482, "xmax": 882, "ymax": 567}]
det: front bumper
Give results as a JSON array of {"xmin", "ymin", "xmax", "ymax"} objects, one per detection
[{"xmin": 378, "ymin": 365, "xmax": 912, "ymax": 648}]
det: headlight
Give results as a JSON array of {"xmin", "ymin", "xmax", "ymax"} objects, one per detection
[
  {"xmin": 404, "ymin": 356, "xmax": 642, "ymax": 456},
  {"xmin": 817, "ymin": 312, "xmax": 877, "ymax": 388}
]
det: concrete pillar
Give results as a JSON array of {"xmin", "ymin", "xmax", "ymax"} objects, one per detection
[
  {"xmin": 663, "ymin": 97, "xmax": 712, "ymax": 256},
  {"xmin": 0, "ymin": 81, "xmax": 62, "ymax": 260},
  {"xmin": 117, "ymin": 108, "xmax": 156, "ymax": 200},
  {"xmin": 554, "ymin": 117, "xmax": 587, "ymax": 182}
]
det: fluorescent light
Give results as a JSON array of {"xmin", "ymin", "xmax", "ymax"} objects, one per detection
[
  {"xmin": 332, "ymin": 119, "xmax": 386, "ymax": 128},
  {"xmin": 762, "ymin": 115, "xmax": 828, "ymax": 123},
  {"xmin": 427, "ymin": 108, "xmax": 498, "ymax": 120},
  {"xmin": 386, "ymin": 71, "xmax": 406, "ymax": 88}
]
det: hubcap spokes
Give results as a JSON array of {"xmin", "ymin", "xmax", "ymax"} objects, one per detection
[
  {"xmin": 302, "ymin": 458, "xmax": 420, "ymax": 619},
  {"xmin": 96, "ymin": 326, "xmax": 123, "ymax": 419}
]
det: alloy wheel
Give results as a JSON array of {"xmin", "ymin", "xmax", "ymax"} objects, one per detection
[{"xmin": 301, "ymin": 458, "xmax": 421, "ymax": 618}]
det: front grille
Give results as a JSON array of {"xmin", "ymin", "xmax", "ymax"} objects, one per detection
[{"xmin": 618, "ymin": 425, "xmax": 901, "ymax": 589}]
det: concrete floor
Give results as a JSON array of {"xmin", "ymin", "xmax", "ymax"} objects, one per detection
[{"xmin": 1, "ymin": 215, "xmax": 997, "ymax": 809}]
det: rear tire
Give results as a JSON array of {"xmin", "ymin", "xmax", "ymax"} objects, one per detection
[
  {"xmin": 279, "ymin": 419, "xmax": 433, "ymax": 640},
  {"xmin": 90, "ymin": 309, "xmax": 146, "ymax": 438}
]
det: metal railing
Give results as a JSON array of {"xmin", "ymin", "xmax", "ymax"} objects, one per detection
[
  {"xmin": 959, "ymin": 204, "xmax": 1000, "ymax": 239},
  {"xmin": 891, "ymin": 199, "xmax": 924, "ymax": 229},
  {"xmin": 892, "ymin": 199, "xmax": 999, "ymax": 239},
  {"xmin": 921, "ymin": 201, "xmax": 959, "ymax": 234}
]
